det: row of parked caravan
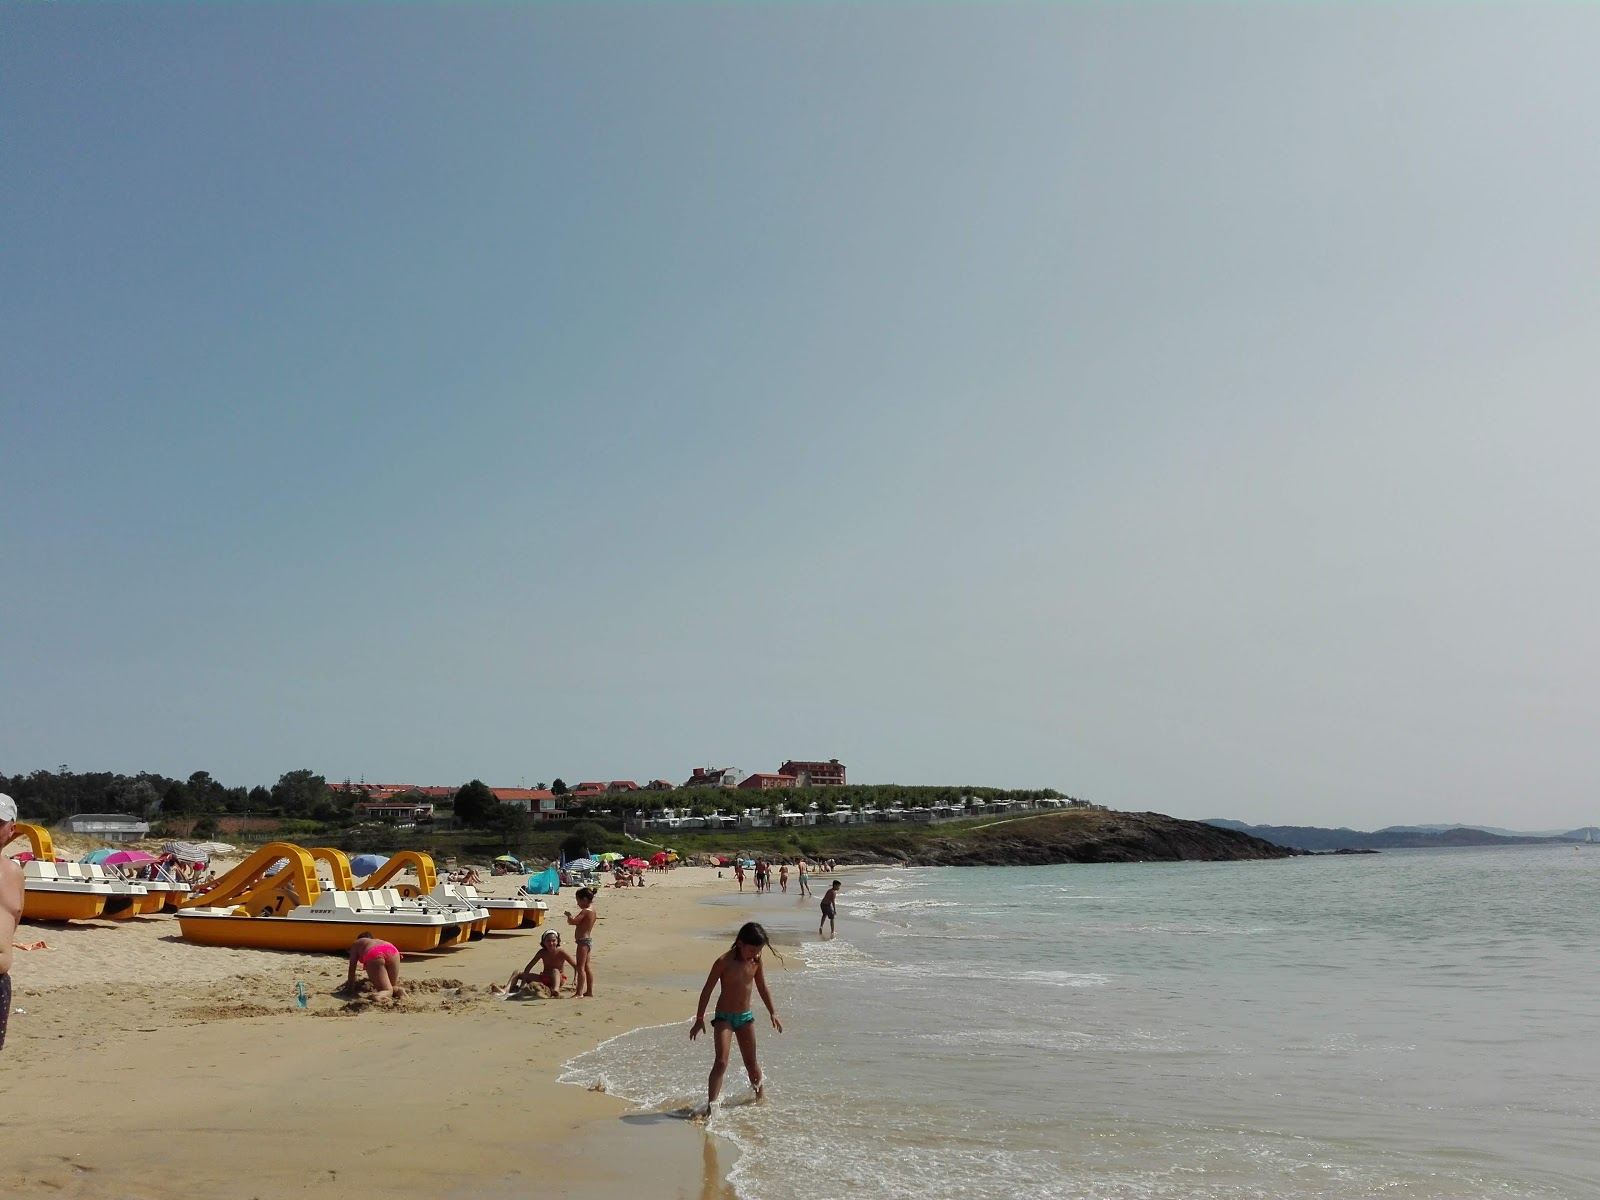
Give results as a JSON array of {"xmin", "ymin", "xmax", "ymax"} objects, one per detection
[{"xmin": 5, "ymin": 824, "xmax": 547, "ymax": 954}]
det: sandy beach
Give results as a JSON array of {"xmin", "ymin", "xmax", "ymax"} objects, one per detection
[{"xmin": 1, "ymin": 863, "xmax": 781, "ymax": 1200}]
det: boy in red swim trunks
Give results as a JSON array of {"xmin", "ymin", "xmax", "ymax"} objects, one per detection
[{"xmin": 344, "ymin": 932, "xmax": 404, "ymax": 1002}]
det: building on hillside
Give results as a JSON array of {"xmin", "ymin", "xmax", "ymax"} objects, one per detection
[
  {"xmin": 738, "ymin": 773, "xmax": 797, "ymax": 791},
  {"xmin": 607, "ymin": 781, "xmax": 640, "ymax": 794},
  {"xmin": 491, "ymin": 787, "xmax": 565, "ymax": 818},
  {"xmin": 63, "ymin": 813, "xmax": 151, "ymax": 842},
  {"xmin": 779, "ymin": 758, "xmax": 846, "ymax": 787},
  {"xmin": 354, "ymin": 798, "xmax": 435, "ymax": 824},
  {"xmin": 643, "ymin": 780, "xmax": 676, "ymax": 792},
  {"xmin": 682, "ymin": 766, "xmax": 744, "ymax": 789},
  {"xmin": 570, "ymin": 782, "xmax": 607, "ymax": 800}
]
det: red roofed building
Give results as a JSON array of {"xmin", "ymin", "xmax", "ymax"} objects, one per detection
[
  {"xmin": 571, "ymin": 782, "xmax": 607, "ymax": 799},
  {"xmin": 738, "ymin": 773, "xmax": 797, "ymax": 791},
  {"xmin": 607, "ymin": 781, "xmax": 640, "ymax": 794},
  {"xmin": 490, "ymin": 787, "xmax": 566, "ymax": 818},
  {"xmin": 779, "ymin": 759, "xmax": 847, "ymax": 786},
  {"xmin": 644, "ymin": 780, "xmax": 676, "ymax": 791}
]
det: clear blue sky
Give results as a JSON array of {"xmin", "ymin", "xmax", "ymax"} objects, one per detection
[{"xmin": 6, "ymin": 5, "xmax": 1600, "ymax": 830}]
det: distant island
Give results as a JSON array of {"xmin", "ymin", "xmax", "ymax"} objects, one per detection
[{"xmin": 1200, "ymin": 819, "xmax": 1594, "ymax": 852}]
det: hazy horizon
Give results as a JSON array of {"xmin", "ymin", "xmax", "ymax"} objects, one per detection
[{"xmin": 6, "ymin": 6, "xmax": 1599, "ymax": 831}]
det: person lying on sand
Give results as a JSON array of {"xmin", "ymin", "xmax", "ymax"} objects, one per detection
[
  {"xmin": 505, "ymin": 931, "xmax": 576, "ymax": 996},
  {"xmin": 690, "ymin": 922, "xmax": 783, "ymax": 1107},
  {"xmin": 343, "ymin": 933, "xmax": 405, "ymax": 1002}
]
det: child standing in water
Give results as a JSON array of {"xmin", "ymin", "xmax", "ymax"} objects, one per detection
[
  {"xmin": 344, "ymin": 932, "xmax": 404, "ymax": 1002},
  {"xmin": 565, "ymin": 888, "xmax": 597, "ymax": 997},
  {"xmin": 690, "ymin": 922, "xmax": 783, "ymax": 1106},
  {"xmin": 819, "ymin": 880, "xmax": 841, "ymax": 936}
]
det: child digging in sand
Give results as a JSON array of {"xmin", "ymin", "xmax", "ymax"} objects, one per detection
[
  {"xmin": 344, "ymin": 933, "xmax": 404, "ymax": 1002},
  {"xmin": 505, "ymin": 930, "xmax": 576, "ymax": 997},
  {"xmin": 564, "ymin": 887, "xmax": 597, "ymax": 997},
  {"xmin": 689, "ymin": 922, "xmax": 783, "ymax": 1108}
]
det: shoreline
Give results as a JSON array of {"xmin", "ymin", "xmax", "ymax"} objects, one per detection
[{"xmin": 0, "ymin": 864, "xmax": 822, "ymax": 1200}]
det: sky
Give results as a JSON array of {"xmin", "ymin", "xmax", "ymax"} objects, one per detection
[{"xmin": 5, "ymin": 5, "xmax": 1600, "ymax": 831}]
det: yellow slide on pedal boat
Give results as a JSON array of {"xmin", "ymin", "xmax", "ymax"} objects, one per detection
[{"xmin": 175, "ymin": 842, "xmax": 465, "ymax": 953}]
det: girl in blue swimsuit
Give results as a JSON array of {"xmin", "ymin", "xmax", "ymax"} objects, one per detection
[{"xmin": 689, "ymin": 922, "xmax": 783, "ymax": 1108}]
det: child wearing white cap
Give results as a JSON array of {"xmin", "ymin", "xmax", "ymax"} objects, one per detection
[{"xmin": 0, "ymin": 793, "xmax": 24, "ymax": 1053}]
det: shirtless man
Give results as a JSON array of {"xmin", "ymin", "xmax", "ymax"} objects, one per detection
[
  {"xmin": 564, "ymin": 888, "xmax": 597, "ymax": 997},
  {"xmin": 506, "ymin": 930, "xmax": 576, "ymax": 996},
  {"xmin": 689, "ymin": 922, "xmax": 783, "ymax": 1105},
  {"xmin": 0, "ymin": 795, "xmax": 24, "ymax": 1054}
]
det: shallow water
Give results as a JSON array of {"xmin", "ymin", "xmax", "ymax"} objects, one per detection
[{"xmin": 561, "ymin": 847, "xmax": 1600, "ymax": 1199}]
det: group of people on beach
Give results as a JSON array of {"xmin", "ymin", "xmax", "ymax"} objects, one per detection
[{"xmin": 732, "ymin": 856, "xmax": 836, "ymax": 896}]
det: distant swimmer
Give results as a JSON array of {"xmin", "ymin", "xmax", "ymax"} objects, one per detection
[
  {"xmin": 819, "ymin": 880, "xmax": 841, "ymax": 937},
  {"xmin": 344, "ymin": 932, "xmax": 404, "ymax": 1002},
  {"xmin": 690, "ymin": 922, "xmax": 783, "ymax": 1106}
]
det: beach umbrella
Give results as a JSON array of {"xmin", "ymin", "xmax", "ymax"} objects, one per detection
[
  {"xmin": 596, "ymin": 852, "xmax": 623, "ymax": 863},
  {"xmin": 648, "ymin": 852, "xmax": 668, "ymax": 866},
  {"xmin": 349, "ymin": 853, "xmax": 388, "ymax": 877},
  {"xmin": 11, "ymin": 851, "xmax": 37, "ymax": 862},
  {"xmin": 494, "ymin": 854, "xmax": 522, "ymax": 865},
  {"xmin": 102, "ymin": 849, "xmax": 156, "ymax": 867},
  {"xmin": 565, "ymin": 857, "xmax": 597, "ymax": 872},
  {"xmin": 83, "ymin": 848, "xmax": 118, "ymax": 865},
  {"xmin": 623, "ymin": 857, "xmax": 649, "ymax": 869}
]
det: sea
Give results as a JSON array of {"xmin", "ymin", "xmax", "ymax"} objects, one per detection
[{"xmin": 559, "ymin": 846, "xmax": 1600, "ymax": 1200}]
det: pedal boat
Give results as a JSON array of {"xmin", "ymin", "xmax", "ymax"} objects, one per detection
[
  {"xmin": 6, "ymin": 824, "xmax": 150, "ymax": 921},
  {"xmin": 175, "ymin": 843, "xmax": 465, "ymax": 953}
]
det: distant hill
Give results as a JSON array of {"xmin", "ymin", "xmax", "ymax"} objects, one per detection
[
  {"xmin": 1378, "ymin": 823, "xmax": 1582, "ymax": 839},
  {"xmin": 1202, "ymin": 820, "xmax": 1559, "ymax": 852}
]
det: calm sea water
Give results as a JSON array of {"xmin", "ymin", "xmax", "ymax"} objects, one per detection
[{"xmin": 560, "ymin": 847, "xmax": 1600, "ymax": 1199}]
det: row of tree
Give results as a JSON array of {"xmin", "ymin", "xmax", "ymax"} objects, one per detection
[{"xmin": 2, "ymin": 768, "xmax": 1072, "ymax": 833}]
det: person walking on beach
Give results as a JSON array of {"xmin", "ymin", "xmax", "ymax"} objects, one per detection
[
  {"xmin": 819, "ymin": 880, "xmax": 841, "ymax": 937},
  {"xmin": 689, "ymin": 921, "xmax": 783, "ymax": 1107},
  {"xmin": 344, "ymin": 932, "xmax": 404, "ymax": 1002},
  {"xmin": 565, "ymin": 887, "xmax": 598, "ymax": 997},
  {"xmin": 0, "ymin": 795, "xmax": 25, "ymax": 1053},
  {"xmin": 734, "ymin": 862, "xmax": 745, "ymax": 892},
  {"xmin": 796, "ymin": 859, "xmax": 811, "ymax": 897},
  {"xmin": 506, "ymin": 930, "xmax": 576, "ymax": 997},
  {"xmin": 778, "ymin": 864, "xmax": 789, "ymax": 893}
]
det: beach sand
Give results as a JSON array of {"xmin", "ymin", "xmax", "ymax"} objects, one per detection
[{"xmin": 0, "ymin": 864, "xmax": 768, "ymax": 1200}]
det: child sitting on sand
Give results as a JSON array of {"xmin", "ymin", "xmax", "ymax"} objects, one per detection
[
  {"xmin": 505, "ymin": 930, "xmax": 575, "ymax": 997},
  {"xmin": 343, "ymin": 932, "xmax": 404, "ymax": 1002},
  {"xmin": 689, "ymin": 922, "xmax": 783, "ymax": 1107}
]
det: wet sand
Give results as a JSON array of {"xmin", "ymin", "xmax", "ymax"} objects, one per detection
[{"xmin": 1, "ymin": 864, "xmax": 759, "ymax": 1200}]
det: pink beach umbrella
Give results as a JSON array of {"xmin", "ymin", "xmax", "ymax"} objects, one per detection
[{"xmin": 102, "ymin": 849, "xmax": 157, "ymax": 867}]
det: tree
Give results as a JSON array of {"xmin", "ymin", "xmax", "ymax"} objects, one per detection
[
  {"xmin": 487, "ymin": 804, "xmax": 529, "ymax": 853},
  {"xmin": 454, "ymin": 779, "xmax": 498, "ymax": 827},
  {"xmin": 271, "ymin": 770, "xmax": 331, "ymax": 818},
  {"xmin": 551, "ymin": 778, "xmax": 569, "ymax": 796},
  {"xmin": 561, "ymin": 820, "xmax": 610, "ymax": 861},
  {"xmin": 161, "ymin": 781, "xmax": 192, "ymax": 816}
]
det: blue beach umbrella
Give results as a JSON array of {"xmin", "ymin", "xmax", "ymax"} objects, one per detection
[
  {"xmin": 82, "ymin": 848, "xmax": 118, "ymax": 865},
  {"xmin": 349, "ymin": 853, "xmax": 388, "ymax": 877}
]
